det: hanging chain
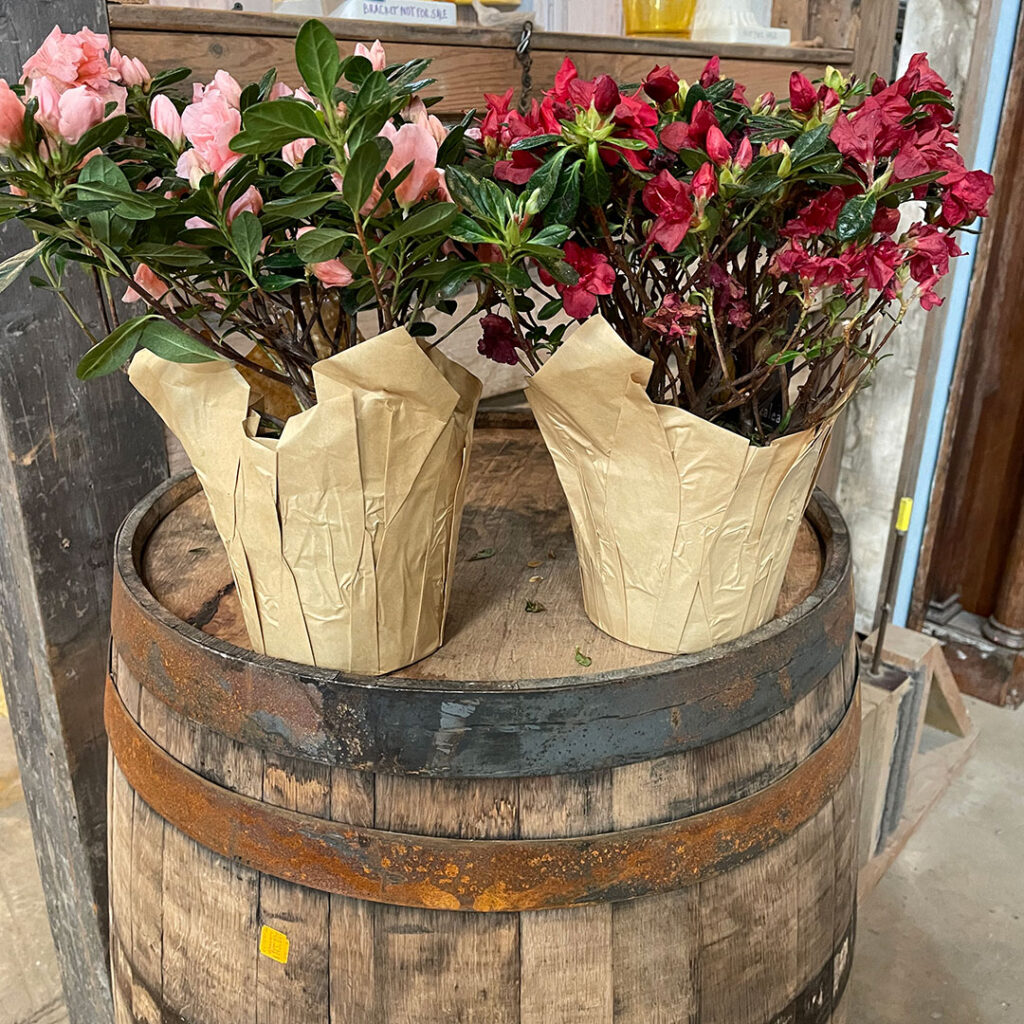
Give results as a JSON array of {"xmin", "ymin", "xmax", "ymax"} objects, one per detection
[{"xmin": 515, "ymin": 20, "xmax": 534, "ymax": 113}]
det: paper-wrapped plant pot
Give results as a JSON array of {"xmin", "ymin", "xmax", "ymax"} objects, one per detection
[
  {"xmin": 130, "ymin": 327, "xmax": 482, "ymax": 676},
  {"xmin": 525, "ymin": 316, "xmax": 834, "ymax": 654}
]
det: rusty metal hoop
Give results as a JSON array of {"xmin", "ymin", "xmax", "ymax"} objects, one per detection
[{"xmin": 106, "ymin": 675, "xmax": 860, "ymax": 913}]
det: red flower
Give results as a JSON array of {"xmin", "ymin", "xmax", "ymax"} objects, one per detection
[
  {"xmin": 692, "ymin": 162, "xmax": 718, "ymax": 201},
  {"xmin": 540, "ymin": 241, "xmax": 616, "ymax": 319},
  {"xmin": 861, "ymin": 238, "xmax": 902, "ymax": 292},
  {"xmin": 892, "ymin": 123, "xmax": 961, "ymax": 180},
  {"xmin": 732, "ymin": 83, "xmax": 749, "ymax": 106},
  {"xmin": 642, "ymin": 170, "xmax": 694, "ymax": 252},
  {"xmin": 734, "ymin": 136, "xmax": 753, "ymax": 169},
  {"xmin": 699, "ymin": 56, "xmax": 721, "ymax": 89},
  {"xmin": 781, "ymin": 187, "xmax": 846, "ymax": 239},
  {"xmin": 903, "ymin": 222, "xmax": 962, "ymax": 282},
  {"xmin": 705, "ymin": 124, "xmax": 731, "ymax": 165},
  {"xmin": 938, "ymin": 168, "xmax": 994, "ymax": 226},
  {"xmin": 477, "ymin": 314, "xmax": 520, "ymax": 365},
  {"xmin": 871, "ymin": 206, "xmax": 902, "ymax": 234},
  {"xmin": 789, "ymin": 72, "xmax": 817, "ymax": 113},
  {"xmin": 552, "ymin": 57, "xmax": 577, "ymax": 102},
  {"xmin": 592, "ymin": 74, "xmax": 620, "ymax": 114},
  {"xmin": 495, "ymin": 149, "xmax": 542, "ymax": 184},
  {"xmin": 611, "ymin": 92, "xmax": 660, "ymax": 154},
  {"xmin": 643, "ymin": 65, "xmax": 680, "ymax": 104},
  {"xmin": 661, "ymin": 99, "xmax": 719, "ymax": 153}
]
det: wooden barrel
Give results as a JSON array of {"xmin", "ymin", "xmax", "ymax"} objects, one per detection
[{"xmin": 107, "ymin": 425, "xmax": 859, "ymax": 1024}]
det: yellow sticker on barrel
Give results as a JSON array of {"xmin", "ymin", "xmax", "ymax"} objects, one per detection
[
  {"xmin": 259, "ymin": 925, "xmax": 289, "ymax": 964},
  {"xmin": 896, "ymin": 497, "xmax": 913, "ymax": 533}
]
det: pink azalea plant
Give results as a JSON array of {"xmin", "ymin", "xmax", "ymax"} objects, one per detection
[
  {"xmin": 454, "ymin": 55, "xmax": 993, "ymax": 441},
  {"xmin": 0, "ymin": 22, "xmax": 470, "ymax": 414}
]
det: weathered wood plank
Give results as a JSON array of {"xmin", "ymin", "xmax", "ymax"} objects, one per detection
[
  {"xmin": 257, "ymin": 753, "xmax": 331, "ymax": 1024},
  {"xmin": 519, "ymin": 771, "xmax": 614, "ymax": 1024},
  {"xmin": 0, "ymin": 6, "xmax": 167, "ymax": 1022}
]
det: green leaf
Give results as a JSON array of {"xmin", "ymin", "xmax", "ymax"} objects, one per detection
[
  {"xmin": 468, "ymin": 547, "xmax": 496, "ymax": 561},
  {"xmin": 281, "ymin": 164, "xmax": 326, "ymax": 194},
  {"xmin": 76, "ymin": 155, "xmax": 157, "ymax": 221},
  {"xmin": 582, "ymin": 141, "xmax": 610, "ymax": 206},
  {"xmin": 0, "ymin": 240, "xmax": 47, "ymax": 295},
  {"xmin": 232, "ymin": 100, "xmax": 324, "ymax": 154},
  {"xmin": 525, "ymin": 600, "xmax": 546, "ymax": 613},
  {"xmin": 836, "ymin": 193, "xmax": 877, "ymax": 242},
  {"xmin": 448, "ymin": 214, "xmax": 497, "ymax": 245},
  {"xmin": 508, "ymin": 133, "xmax": 562, "ymax": 151},
  {"xmin": 296, "ymin": 227, "xmax": 349, "ymax": 263},
  {"xmin": 525, "ymin": 148, "xmax": 568, "ymax": 215},
  {"xmin": 789, "ymin": 122, "xmax": 833, "ymax": 165},
  {"xmin": 437, "ymin": 261, "xmax": 482, "ymax": 299},
  {"xmin": 408, "ymin": 321, "xmax": 437, "ymax": 337},
  {"xmin": 231, "ymin": 211, "xmax": 262, "ymax": 274},
  {"xmin": 150, "ymin": 67, "xmax": 190, "ymax": 92},
  {"xmin": 574, "ymin": 646, "xmax": 592, "ymax": 667},
  {"xmin": 67, "ymin": 115, "xmax": 128, "ymax": 166},
  {"xmin": 531, "ymin": 224, "xmax": 570, "ymax": 247},
  {"xmin": 343, "ymin": 138, "xmax": 386, "ymax": 214},
  {"xmin": 380, "ymin": 203, "xmax": 457, "ymax": 246},
  {"xmin": 546, "ymin": 162, "xmax": 581, "ymax": 224},
  {"xmin": 138, "ymin": 320, "xmax": 220, "ymax": 363},
  {"xmin": 130, "ymin": 243, "xmax": 210, "ymax": 268},
  {"xmin": 76, "ymin": 315, "xmax": 154, "ymax": 380},
  {"xmin": 542, "ymin": 259, "xmax": 578, "ymax": 286},
  {"xmin": 295, "ymin": 19, "xmax": 341, "ymax": 105},
  {"xmin": 261, "ymin": 193, "xmax": 335, "ymax": 220}
]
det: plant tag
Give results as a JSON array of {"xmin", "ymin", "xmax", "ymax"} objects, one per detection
[{"xmin": 259, "ymin": 925, "xmax": 290, "ymax": 964}]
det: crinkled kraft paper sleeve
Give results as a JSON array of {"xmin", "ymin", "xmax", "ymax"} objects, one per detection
[
  {"xmin": 130, "ymin": 327, "xmax": 482, "ymax": 676},
  {"xmin": 525, "ymin": 316, "xmax": 833, "ymax": 655}
]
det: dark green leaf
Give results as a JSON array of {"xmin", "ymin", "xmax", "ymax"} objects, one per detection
[
  {"xmin": 525, "ymin": 600, "xmax": 546, "ymax": 613},
  {"xmin": 231, "ymin": 211, "xmax": 262, "ymax": 272},
  {"xmin": 546, "ymin": 162, "xmax": 581, "ymax": 224},
  {"xmin": 437, "ymin": 261, "xmax": 482, "ymax": 298},
  {"xmin": 468, "ymin": 547, "xmax": 495, "ymax": 560},
  {"xmin": 525, "ymin": 148, "xmax": 568, "ymax": 214},
  {"xmin": 76, "ymin": 315, "xmax": 153, "ymax": 379},
  {"xmin": 67, "ymin": 116, "xmax": 128, "ymax": 166},
  {"xmin": 232, "ymin": 100, "xmax": 324, "ymax": 153},
  {"xmin": 582, "ymin": 141, "xmax": 610, "ymax": 206},
  {"xmin": 789, "ymin": 122, "xmax": 833, "ymax": 165},
  {"xmin": 76, "ymin": 155, "xmax": 156, "ymax": 221},
  {"xmin": 138, "ymin": 320, "xmax": 220, "ymax": 363},
  {"xmin": 508, "ymin": 133, "xmax": 562, "ymax": 151},
  {"xmin": 295, "ymin": 19, "xmax": 341, "ymax": 105},
  {"xmin": 538, "ymin": 298, "xmax": 563, "ymax": 319},
  {"xmin": 150, "ymin": 67, "xmax": 190, "ymax": 92},
  {"xmin": 381, "ymin": 203, "xmax": 458, "ymax": 245},
  {"xmin": 262, "ymin": 193, "xmax": 335, "ymax": 220},
  {"xmin": 531, "ymin": 224, "xmax": 570, "ymax": 247},
  {"xmin": 343, "ymin": 138, "xmax": 386, "ymax": 214},
  {"xmin": 281, "ymin": 165, "xmax": 327, "ymax": 195},
  {"xmin": 836, "ymin": 193, "xmax": 877, "ymax": 242},
  {"xmin": 407, "ymin": 321, "xmax": 437, "ymax": 337},
  {"xmin": 542, "ymin": 259, "xmax": 578, "ymax": 286}
]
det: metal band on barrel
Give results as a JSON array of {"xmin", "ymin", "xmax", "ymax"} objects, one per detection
[
  {"xmin": 110, "ymin": 472, "xmax": 855, "ymax": 779},
  {"xmin": 105, "ymin": 675, "xmax": 860, "ymax": 913}
]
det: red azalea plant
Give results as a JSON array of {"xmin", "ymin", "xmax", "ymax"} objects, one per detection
[{"xmin": 452, "ymin": 54, "xmax": 993, "ymax": 442}]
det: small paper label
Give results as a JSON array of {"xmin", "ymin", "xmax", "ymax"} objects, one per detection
[
  {"xmin": 259, "ymin": 925, "xmax": 290, "ymax": 964},
  {"xmin": 896, "ymin": 497, "xmax": 913, "ymax": 532}
]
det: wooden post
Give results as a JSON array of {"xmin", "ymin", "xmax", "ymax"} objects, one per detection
[
  {"xmin": 0, "ymin": 4, "xmax": 169, "ymax": 1022},
  {"xmin": 983, "ymin": 497, "xmax": 1024, "ymax": 648}
]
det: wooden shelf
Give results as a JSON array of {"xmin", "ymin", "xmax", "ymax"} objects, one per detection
[{"xmin": 107, "ymin": 4, "xmax": 852, "ymax": 112}]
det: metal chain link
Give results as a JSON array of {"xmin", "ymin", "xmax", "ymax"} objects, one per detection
[{"xmin": 516, "ymin": 21, "xmax": 534, "ymax": 113}]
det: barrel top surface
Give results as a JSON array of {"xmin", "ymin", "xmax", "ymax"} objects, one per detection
[{"xmin": 138, "ymin": 427, "xmax": 826, "ymax": 686}]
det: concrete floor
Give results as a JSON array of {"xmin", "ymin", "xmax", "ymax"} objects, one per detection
[{"xmin": 0, "ymin": 696, "xmax": 1020, "ymax": 1024}]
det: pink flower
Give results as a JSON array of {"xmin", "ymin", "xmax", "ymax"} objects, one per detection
[
  {"xmin": 150, "ymin": 94, "xmax": 184, "ymax": 147},
  {"xmin": 296, "ymin": 226, "xmax": 353, "ymax": 289},
  {"xmin": 30, "ymin": 77, "xmax": 62, "ymax": 136},
  {"xmin": 203, "ymin": 70, "xmax": 242, "ymax": 109},
  {"xmin": 281, "ymin": 136, "xmax": 315, "ymax": 167},
  {"xmin": 180, "ymin": 85, "xmax": 242, "ymax": 179},
  {"xmin": 122, "ymin": 263, "xmax": 169, "ymax": 304},
  {"xmin": 642, "ymin": 170, "xmax": 694, "ymax": 252},
  {"xmin": 22, "ymin": 26, "xmax": 113, "ymax": 93},
  {"xmin": 379, "ymin": 121, "xmax": 444, "ymax": 206},
  {"xmin": 176, "ymin": 148, "xmax": 211, "ymax": 188},
  {"xmin": 109, "ymin": 47, "xmax": 150, "ymax": 87},
  {"xmin": 477, "ymin": 313, "xmax": 520, "ymax": 365},
  {"xmin": 225, "ymin": 185, "xmax": 262, "ymax": 225},
  {"xmin": 789, "ymin": 72, "xmax": 818, "ymax": 113},
  {"xmin": 406, "ymin": 98, "xmax": 447, "ymax": 145},
  {"xmin": 0, "ymin": 80, "xmax": 25, "ymax": 151},
  {"xmin": 354, "ymin": 40, "xmax": 387, "ymax": 72},
  {"xmin": 55, "ymin": 85, "xmax": 104, "ymax": 144},
  {"xmin": 269, "ymin": 82, "xmax": 294, "ymax": 100},
  {"xmin": 539, "ymin": 241, "xmax": 615, "ymax": 319}
]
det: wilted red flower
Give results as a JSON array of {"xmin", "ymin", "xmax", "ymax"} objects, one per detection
[
  {"xmin": 642, "ymin": 170, "xmax": 694, "ymax": 252},
  {"xmin": 540, "ymin": 241, "xmax": 616, "ymax": 319},
  {"xmin": 477, "ymin": 313, "xmax": 520, "ymax": 365},
  {"xmin": 643, "ymin": 65, "xmax": 679, "ymax": 104},
  {"xmin": 699, "ymin": 56, "xmax": 721, "ymax": 89},
  {"xmin": 789, "ymin": 72, "xmax": 818, "ymax": 113},
  {"xmin": 643, "ymin": 292, "xmax": 702, "ymax": 343}
]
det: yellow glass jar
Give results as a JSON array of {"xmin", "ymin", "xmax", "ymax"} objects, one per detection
[{"xmin": 623, "ymin": 0, "xmax": 699, "ymax": 36}]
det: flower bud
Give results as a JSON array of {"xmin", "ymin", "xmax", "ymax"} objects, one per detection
[
  {"xmin": 0, "ymin": 80, "xmax": 25, "ymax": 152},
  {"xmin": 150, "ymin": 94, "xmax": 184, "ymax": 148},
  {"xmin": 789, "ymin": 72, "xmax": 817, "ymax": 113}
]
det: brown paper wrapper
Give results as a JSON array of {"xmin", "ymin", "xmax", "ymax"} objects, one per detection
[
  {"xmin": 130, "ymin": 328, "xmax": 482, "ymax": 675},
  {"xmin": 525, "ymin": 316, "xmax": 833, "ymax": 655}
]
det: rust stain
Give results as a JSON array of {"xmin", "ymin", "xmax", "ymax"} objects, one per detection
[{"xmin": 106, "ymin": 675, "xmax": 861, "ymax": 914}]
